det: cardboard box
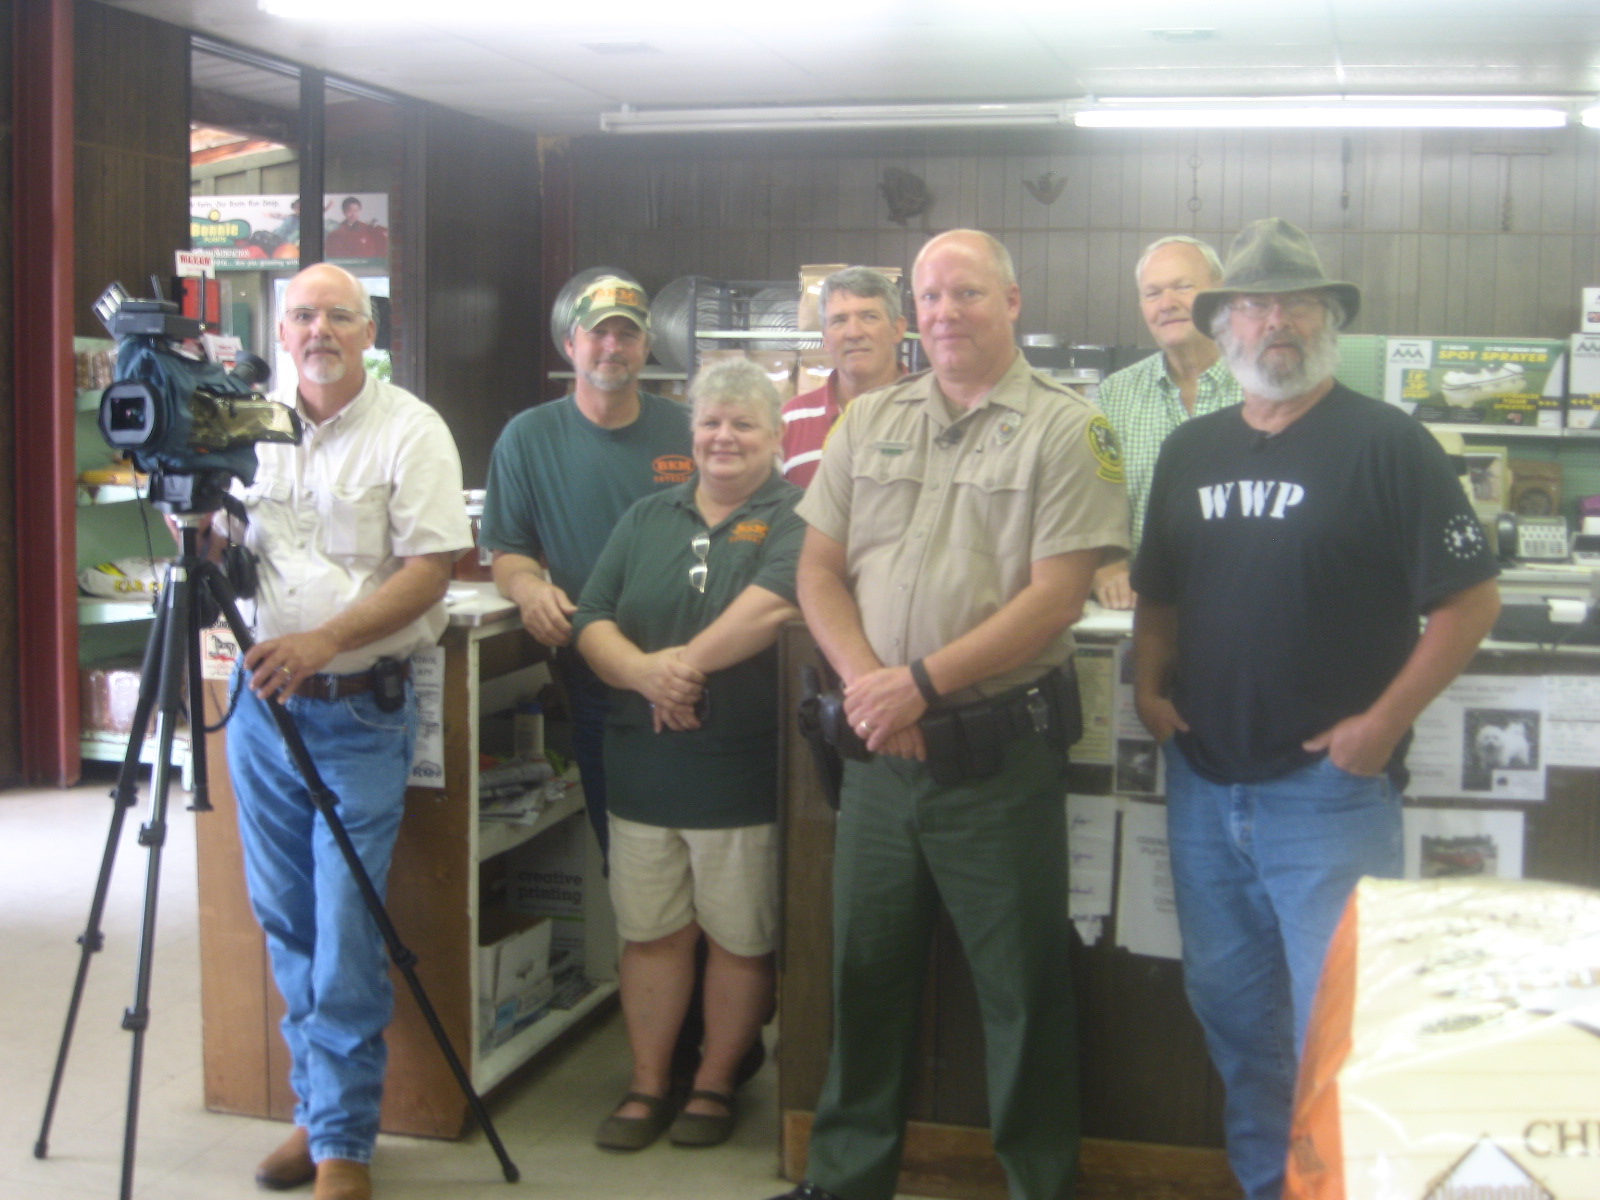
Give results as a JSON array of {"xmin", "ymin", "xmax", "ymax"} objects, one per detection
[
  {"xmin": 1581, "ymin": 286, "xmax": 1600, "ymax": 333},
  {"xmin": 1384, "ymin": 337, "xmax": 1567, "ymax": 427},
  {"xmin": 1567, "ymin": 332, "xmax": 1600, "ymax": 429},
  {"xmin": 505, "ymin": 816, "xmax": 588, "ymax": 969},
  {"xmin": 477, "ymin": 908, "xmax": 552, "ymax": 1011}
]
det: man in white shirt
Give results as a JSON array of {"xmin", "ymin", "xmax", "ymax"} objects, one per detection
[{"xmin": 225, "ymin": 264, "xmax": 471, "ymax": 1200}]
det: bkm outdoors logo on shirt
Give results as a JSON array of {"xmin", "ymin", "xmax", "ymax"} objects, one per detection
[
  {"xmin": 729, "ymin": 521, "xmax": 769, "ymax": 545},
  {"xmin": 653, "ymin": 455, "xmax": 693, "ymax": 484}
]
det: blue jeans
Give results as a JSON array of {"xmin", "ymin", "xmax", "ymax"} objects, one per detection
[
  {"xmin": 556, "ymin": 645, "xmax": 610, "ymax": 862},
  {"xmin": 227, "ymin": 671, "xmax": 417, "ymax": 1165},
  {"xmin": 1163, "ymin": 743, "xmax": 1402, "ymax": 1200}
]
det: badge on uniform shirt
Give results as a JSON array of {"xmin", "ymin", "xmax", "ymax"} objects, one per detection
[
  {"xmin": 995, "ymin": 417, "xmax": 1020, "ymax": 446},
  {"xmin": 729, "ymin": 520, "xmax": 769, "ymax": 545},
  {"xmin": 876, "ymin": 440, "xmax": 912, "ymax": 457},
  {"xmin": 1086, "ymin": 415, "xmax": 1125, "ymax": 484}
]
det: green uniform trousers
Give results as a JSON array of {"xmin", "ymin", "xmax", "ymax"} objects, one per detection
[{"xmin": 805, "ymin": 731, "xmax": 1080, "ymax": 1200}]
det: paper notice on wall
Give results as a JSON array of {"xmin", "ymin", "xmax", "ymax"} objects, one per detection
[
  {"xmin": 1403, "ymin": 806, "xmax": 1525, "ymax": 880},
  {"xmin": 1066, "ymin": 793, "xmax": 1116, "ymax": 923},
  {"xmin": 1114, "ymin": 799, "xmax": 1182, "ymax": 961},
  {"xmin": 200, "ymin": 622, "xmax": 240, "ymax": 681},
  {"xmin": 408, "ymin": 645, "xmax": 445, "ymax": 789},
  {"xmin": 1070, "ymin": 644, "xmax": 1115, "ymax": 765},
  {"xmin": 1545, "ymin": 674, "xmax": 1600, "ymax": 768},
  {"xmin": 1112, "ymin": 640, "xmax": 1164, "ymax": 795},
  {"xmin": 1407, "ymin": 675, "xmax": 1547, "ymax": 801}
]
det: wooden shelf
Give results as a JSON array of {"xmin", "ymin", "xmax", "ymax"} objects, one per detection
[
  {"xmin": 477, "ymin": 781, "xmax": 585, "ymax": 863},
  {"xmin": 474, "ymin": 980, "xmax": 618, "ymax": 1092},
  {"xmin": 79, "ymin": 596, "xmax": 158, "ymax": 626}
]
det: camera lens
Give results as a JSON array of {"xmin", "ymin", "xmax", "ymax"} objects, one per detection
[{"xmin": 99, "ymin": 381, "xmax": 157, "ymax": 446}]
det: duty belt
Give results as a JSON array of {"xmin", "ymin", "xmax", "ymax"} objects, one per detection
[
  {"xmin": 919, "ymin": 664, "xmax": 1082, "ymax": 786},
  {"xmin": 803, "ymin": 662, "xmax": 1083, "ymax": 794}
]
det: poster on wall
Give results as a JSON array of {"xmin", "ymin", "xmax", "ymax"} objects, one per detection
[
  {"xmin": 1112, "ymin": 640, "xmax": 1164, "ymax": 796},
  {"xmin": 1402, "ymin": 806, "xmax": 1526, "ymax": 880},
  {"xmin": 190, "ymin": 193, "xmax": 391, "ymax": 269},
  {"xmin": 1066, "ymin": 793, "xmax": 1117, "ymax": 946},
  {"xmin": 1408, "ymin": 674, "xmax": 1547, "ymax": 802},
  {"xmin": 1114, "ymin": 798, "xmax": 1182, "ymax": 961}
]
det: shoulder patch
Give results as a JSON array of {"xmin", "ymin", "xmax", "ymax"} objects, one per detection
[{"xmin": 1086, "ymin": 414, "xmax": 1124, "ymax": 483}]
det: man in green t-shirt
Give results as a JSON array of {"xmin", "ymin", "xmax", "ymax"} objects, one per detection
[{"xmin": 480, "ymin": 276, "xmax": 692, "ymax": 857}]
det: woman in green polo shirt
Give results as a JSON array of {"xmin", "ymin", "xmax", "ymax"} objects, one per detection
[{"xmin": 574, "ymin": 358, "xmax": 805, "ymax": 1152}]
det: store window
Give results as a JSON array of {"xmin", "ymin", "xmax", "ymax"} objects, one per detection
[
  {"xmin": 320, "ymin": 77, "xmax": 409, "ymax": 386},
  {"xmin": 188, "ymin": 40, "xmax": 415, "ymax": 394},
  {"xmin": 188, "ymin": 42, "xmax": 302, "ymax": 371}
]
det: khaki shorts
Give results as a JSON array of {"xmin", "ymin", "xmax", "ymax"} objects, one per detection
[{"xmin": 607, "ymin": 815, "xmax": 778, "ymax": 957}]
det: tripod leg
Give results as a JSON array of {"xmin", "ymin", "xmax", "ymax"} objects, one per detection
[
  {"xmin": 202, "ymin": 562, "xmax": 521, "ymax": 1183},
  {"xmin": 184, "ymin": 567, "xmax": 213, "ymax": 814},
  {"xmin": 34, "ymin": 575, "xmax": 172, "ymax": 1160},
  {"xmin": 117, "ymin": 562, "xmax": 196, "ymax": 1200}
]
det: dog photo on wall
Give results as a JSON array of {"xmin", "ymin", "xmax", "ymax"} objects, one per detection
[{"xmin": 1461, "ymin": 708, "xmax": 1541, "ymax": 793}]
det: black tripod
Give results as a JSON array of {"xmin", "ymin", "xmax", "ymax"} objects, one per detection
[{"xmin": 35, "ymin": 473, "xmax": 519, "ymax": 1198}]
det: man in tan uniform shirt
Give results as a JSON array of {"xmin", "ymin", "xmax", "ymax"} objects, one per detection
[{"xmin": 769, "ymin": 230, "xmax": 1128, "ymax": 1200}]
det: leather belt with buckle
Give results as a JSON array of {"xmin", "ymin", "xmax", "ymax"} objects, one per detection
[{"xmin": 292, "ymin": 661, "xmax": 411, "ymax": 702}]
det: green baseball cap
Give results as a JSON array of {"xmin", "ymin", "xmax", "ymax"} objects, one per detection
[{"xmin": 571, "ymin": 275, "xmax": 650, "ymax": 333}]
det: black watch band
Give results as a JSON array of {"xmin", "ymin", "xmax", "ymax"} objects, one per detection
[{"xmin": 909, "ymin": 658, "xmax": 940, "ymax": 706}]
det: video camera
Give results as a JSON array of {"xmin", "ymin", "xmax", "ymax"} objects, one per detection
[{"xmin": 94, "ymin": 282, "xmax": 302, "ymax": 512}]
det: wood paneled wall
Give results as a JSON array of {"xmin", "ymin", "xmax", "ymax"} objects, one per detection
[
  {"xmin": 0, "ymin": 0, "xmax": 17, "ymax": 783},
  {"xmin": 422, "ymin": 105, "xmax": 541, "ymax": 488},
  {"xmin": 571, "ymin": 126, "xmax": 1600, "ymax": 347},
  {"xmin": 73, "ymin": 0, "xmax": 188, "ymax": 339}
]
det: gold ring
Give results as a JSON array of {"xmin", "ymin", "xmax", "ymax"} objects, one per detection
[{"xmin": 280, "ymin": 666, "xmax": 293, "ymax": 677}]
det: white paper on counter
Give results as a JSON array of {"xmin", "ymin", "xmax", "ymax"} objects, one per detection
[
  {"xmin": 1065, "ymin": 793, "xmax": 1117, "ymax": 921},
  {"xmin": 1114, "ymin": 798, "xmax": 1182, "ymax": 961},
  {"xmin": 408, "ymin": 645, "xmax": 445, "ymax": 788},
  {"xmin": 1546, "ymin": 675, "xmax": 1600, "ymax": 768},
  {"xmin": 1408, "ymin": 674, "xmax": 1547, "ymax": 801},
  {"xmin": 1403, "ymin": 805, "xmax": 1525, "ymax": 879}
]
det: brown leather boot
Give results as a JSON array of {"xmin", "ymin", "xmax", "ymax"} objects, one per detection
[
  {"xmin": 313, "ymin": 1159, "xmax": 371, "ymax": 1200},
  {"xmin": 255, "ymin": 1126, "xmax": 315, "ymax": 1191}
]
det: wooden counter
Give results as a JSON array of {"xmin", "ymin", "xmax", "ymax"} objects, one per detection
[{"xmin": 773, "ymin": 621, "xmax": 1600, "ymax": 1200}]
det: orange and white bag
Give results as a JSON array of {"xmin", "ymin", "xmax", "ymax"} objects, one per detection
[{"xmin": 1287, "ymin": 877, "xmax": 1600, "ymax": 1199}]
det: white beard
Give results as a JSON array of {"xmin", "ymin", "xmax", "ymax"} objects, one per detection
[
  {"xmin": 301, "ymin": 355, "xmax": 348, "ymax": 386},
  {"xmin": 1223, "ymin": 324, "xmax": 1341, "ymax": 403}
]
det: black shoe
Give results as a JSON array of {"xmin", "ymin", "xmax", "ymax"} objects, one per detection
[
  {"xmin": 733, "ymin": 1030, "xmax": 767, "ymax": 1087},
  {"xmin": 767, "ymin": 1185, "xmax": 846, "ymax": 1200}
]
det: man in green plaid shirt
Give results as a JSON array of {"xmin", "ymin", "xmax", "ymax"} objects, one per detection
[{"xmin": 1093, "ymin": 236, "xmax": 1242, "ymax": 609}]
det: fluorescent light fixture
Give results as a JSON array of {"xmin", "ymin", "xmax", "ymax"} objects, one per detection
[
  {"xmin": 601, "ymin": 102, "xmax": 1071, "ymax": 135},
  {"xmin": 1583, "ymin": 105, "xmax": 1600, "ymax": 128},
  {"xmin": 1075, "ymin": 99, "xmax": 1570, "ymax": 130}
]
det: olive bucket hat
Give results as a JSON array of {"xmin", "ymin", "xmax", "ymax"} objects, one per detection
[{"xmin": 1191, "ymin": 217, "xmax": 1361, "ymax": 338}]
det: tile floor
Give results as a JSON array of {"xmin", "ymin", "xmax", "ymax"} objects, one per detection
[{"xmin": 0, "ymin": 770, "xmax": 790, "ymax": 1200}]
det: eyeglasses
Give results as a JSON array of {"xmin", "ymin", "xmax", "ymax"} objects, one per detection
[
  {"xmin": 1229, "ymin": 295, "xmax": 1324, "ymax": 319},
  {"xmin": 689, "ymin": 532, "xmax": 710, "ymax": 594},
  {"xmin": 284, "ymin": 305, "xmax": 368, "ymax": 330}
]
